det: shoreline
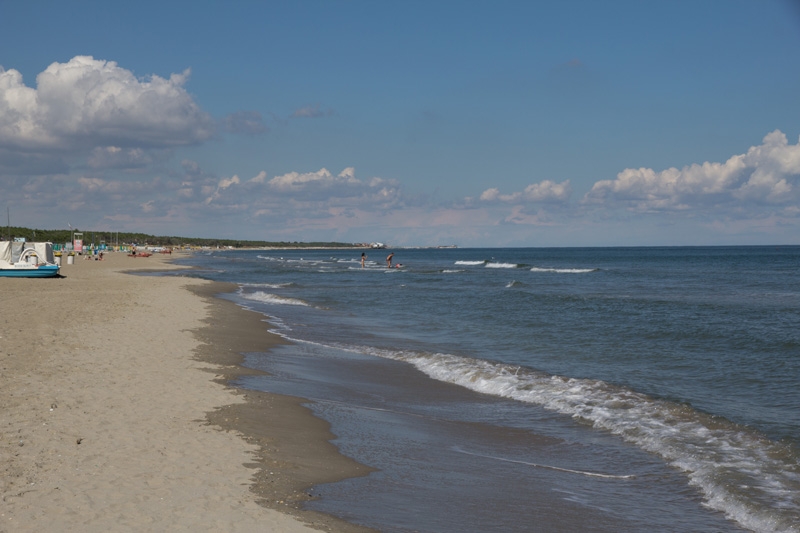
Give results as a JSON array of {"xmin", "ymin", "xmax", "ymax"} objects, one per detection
[
  {"xmin": 188, "ymin": 282, "xmax": 375, "ymax": 532},
  {"xmin": 0, "ymin": 251, "xmax": 372, "ymax": 532}
]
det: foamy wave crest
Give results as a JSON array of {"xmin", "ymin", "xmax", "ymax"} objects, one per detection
[
  {"xmin": 241, "ymin": 291, "xmax": 309, "ymax": 306},
  {"xmin": 258, "ymin": 255, "xmax": 319, "ymax": 265},
  {"xmin": 530, "ymin": 267, "xmax": 598, "ymax": 274},
  {"xmin": 454, "ymin": 260, "xmax": 487, "ymax": 266},
  {"xmin": 358, "ymin": 348, "xmax": 799, "ymax": 533},
  {"xmin": 442, "ymin": 269, "xmax": 465, "ymax": 274},
  {"xmin": 506, "ymin": 280, "xmax": 523, "ymax": 288},
  {"xmin": 485, "ymin": 262, "xmax": 519, "ymax": 269},
  {"xmin": 242, "ymin": 282, "xmax": 296, "ymax": 289},
  {"xmin": 256, "ymin": 255, "xmax": 284, "ymax": 262}
]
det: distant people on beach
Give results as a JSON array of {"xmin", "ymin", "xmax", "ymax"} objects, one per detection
[
  {"xmin": 386, "ymin": 252, "xmax": 394, "ymax": 268},
  {"xmin": 361, "ymin": 252, "xmax": 367, "ymax": 268}
]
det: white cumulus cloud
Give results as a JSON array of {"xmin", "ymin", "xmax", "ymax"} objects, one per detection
[
  {"xmin": 87, "ymin": 146, "xmax": 158, "ymax": 169},
  {"xmin": 584, "ymin": 130, "xmax": 800, "ymax": 211},
  {"xmin": 479, "ymin": 179, "xmax": 572, "ymax": 204},
  {"xmin": 0, "ymin": 56, "xmax": 214, "ymax": 152},
  {"xmin": 268, "ymin": 167, "xmax": 364, "ymax": 192},
  {"xmin": 263, "ymin": 167, "xmax": 401, "ymax": 207},
  {"xmin": 205, "ymin": 175, "xmax": 241, "ymax": 204}
]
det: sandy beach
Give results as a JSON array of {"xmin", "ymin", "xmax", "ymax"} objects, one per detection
[{"xmin": 0, "ymin": 251, "xmax": 371, "ymax": 532}]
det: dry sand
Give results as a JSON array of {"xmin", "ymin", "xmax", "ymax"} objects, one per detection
[{"xmin": 0, "ymin": 251, "xmax": 372, "ymax": 532}]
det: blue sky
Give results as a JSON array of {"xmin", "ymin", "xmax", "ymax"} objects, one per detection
[{"xmin": 1, "ymin": 0, "xmax": 799, "ymax": 246}]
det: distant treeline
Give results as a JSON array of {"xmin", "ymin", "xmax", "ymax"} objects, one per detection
[{"xmin": 1, "ymin": 226, "xmax": 358, "ymax": 249}]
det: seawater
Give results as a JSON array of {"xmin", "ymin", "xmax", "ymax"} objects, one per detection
[{"xmin": 171, "ymin": 246, "xmax": 799, "ymax": 533}]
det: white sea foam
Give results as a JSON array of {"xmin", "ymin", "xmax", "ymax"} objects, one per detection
[
  {"xmin": 240, "ymin": 290, "xmax": 309, "ymax": 306},
  {"xmin": 530, "ymin": 267, "xmax": 598, "ymax": 274},
  {"xmin": 454, "ymin": 260, "xmax": 487, "ymax": 266},
  {"xmin": 485, "ymin": 262, "xmax": 519, "ymax": 269},
  {"xmin": 348, "ymin": 265, "xmax": 385, "ymax": 271},
  {"xmin": 349, "ymin": 347, "xmax": 799, "ymax": 533},
  {"xmin": 241, "ymin": 282, "xmax": 295, "ymax": 289},
  {"xmin": 256, "ymin": 255, "xmax": 278, "ymax": 261}
]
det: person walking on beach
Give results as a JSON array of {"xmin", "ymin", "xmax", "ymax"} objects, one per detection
[
  {"xmin": 361, "ymin": 252, "xmax": 367, "ymax": 268},
  {"xmin": 386, "ymin": 252, "xmax": 394, "ymax": 268}
]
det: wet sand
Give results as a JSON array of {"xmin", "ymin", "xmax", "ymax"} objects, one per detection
[{"xmin": 0, "ymin": 250, "xmax": 372, "ymax": 532}]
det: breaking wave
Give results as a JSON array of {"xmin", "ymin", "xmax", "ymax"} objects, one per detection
[{"xmin": 342, "ymin": 346, "xmax": 800, "ymax": 533}]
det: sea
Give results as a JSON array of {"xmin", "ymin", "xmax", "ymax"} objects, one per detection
[{"xmin": 166, "ymin": 246, "xmax": 799, "ymax": 533}]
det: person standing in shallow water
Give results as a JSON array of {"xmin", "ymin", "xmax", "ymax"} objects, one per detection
[
  {"xmin": 386, "ymin": 252, "xmax": 394, "ymax": 268},
  {"xmin": 361, "ymin": 252, "xmax": 367, "ymax": 268}
]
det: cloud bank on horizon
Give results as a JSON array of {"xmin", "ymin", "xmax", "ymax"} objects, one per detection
[{"xmin": 1, "ymin": 54, "xmax": 798, "ymax": 247}]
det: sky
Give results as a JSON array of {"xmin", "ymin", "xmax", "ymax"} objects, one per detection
[{"xmin": 1, "ymin": 0, "xmax": 799, "ymax": 247}]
